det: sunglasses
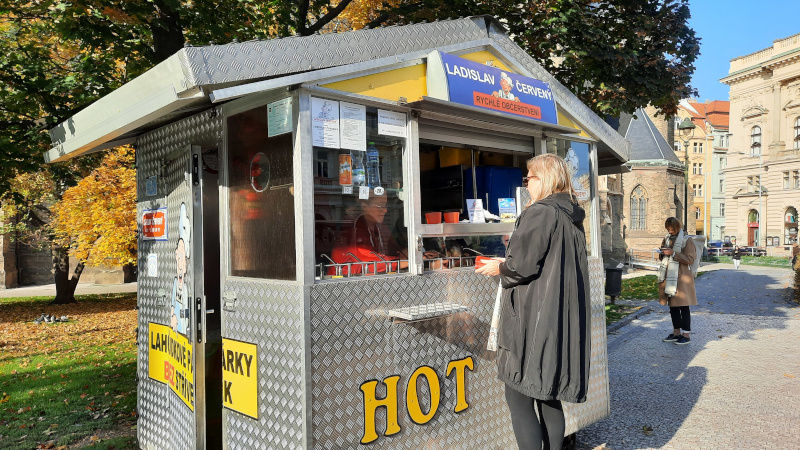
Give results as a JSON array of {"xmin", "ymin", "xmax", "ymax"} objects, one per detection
[{"xmin": 522, "ymin": 175, "xmax": 537, "ymax": 184}]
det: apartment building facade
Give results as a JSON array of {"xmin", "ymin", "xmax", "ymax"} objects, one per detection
[
  {"xmin": 720, "ymin": 33, "xmax": 800, "ymax": 252},
  {"xmin": 675, "ymin": 100, "xmax": 731, "ymax": 241}
]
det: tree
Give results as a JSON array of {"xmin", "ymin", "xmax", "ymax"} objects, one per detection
[
  {"xmin": 365, "ymin": 0, "xmax": 700, "ymax": 117},
  {"xmin": 48, "ymin": 148, "xmax": 137, "ymax": 303}
]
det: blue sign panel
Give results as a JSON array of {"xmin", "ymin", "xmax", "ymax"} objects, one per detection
[{"xmin": 440, "ymin": 53, "xmax": 558, "ymax": 125}]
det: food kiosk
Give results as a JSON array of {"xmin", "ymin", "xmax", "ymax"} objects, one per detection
[{"xmin": 46, "ymin": 16, "xmax": 630, "ymax": 449}]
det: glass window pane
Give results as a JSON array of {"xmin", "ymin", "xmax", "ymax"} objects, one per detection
[
  {"xmin": 227, "ymin": 103, "xmax": 297, "ymax": 279},
  {"xmin": 313, "ymin": 104, "xmax": 408, "ymax": 279},
  {"xmin": 546, "ymin": 139, "xmax": 593, "ymax": 254}
]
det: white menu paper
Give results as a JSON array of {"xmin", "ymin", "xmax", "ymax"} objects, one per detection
[
  {"xmin": 311, "ymin": 97, "xmax": 340, "ymax": 148},
  {"xmin": 466, "ymin": 199, "xmax": 486, "ymax": 223},
  {"xmin": 339, "ymin": 101, "xmax": 366, "ymax": 151},
  {"xmin": 377, "ymin": 109, "xmax": 407, "ymax": 137},
  {"xmin": 267, "ymin": 97, "xmax": 293, "ymax": 137}
]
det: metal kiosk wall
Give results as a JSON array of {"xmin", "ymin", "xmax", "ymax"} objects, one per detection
[{"xmin": 44, "ymin": 16, "xmax": 630, "ymax": 450}]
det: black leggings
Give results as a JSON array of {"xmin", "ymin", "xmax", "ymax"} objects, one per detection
[
  {"xmin": 670, "ymin": 306, "xmax": 691, "ymax": 332},
  {"xmin": 504, "ymin": 384, "xmax": 565, "ymax": 450}
]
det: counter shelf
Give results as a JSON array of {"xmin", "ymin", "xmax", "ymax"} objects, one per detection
[
  {"xmin": 417, "ymin": 222, "xmax": 515, "ymax": 237},
  {"xmin": 387, "ymin": 302, "xmax": 470, "ymax": 324}
]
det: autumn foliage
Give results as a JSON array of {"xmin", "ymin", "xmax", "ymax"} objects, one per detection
[{"xmin": 51, "ymin": 148, "xmax": 137, "ymax": 267}]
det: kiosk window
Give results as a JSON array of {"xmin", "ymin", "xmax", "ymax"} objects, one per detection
[
  {"xmin": 313, "ymin": 104, "xmax": 408, "ymax": 279},
  {"xmin": 546, "ymin": 138, "xmax": 593, "ymax": 256},
  {"xmin": 227, "ymin": 103, "xmax": 297, "ymax": 280}
]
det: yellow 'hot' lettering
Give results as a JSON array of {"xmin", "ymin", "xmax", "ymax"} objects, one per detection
[
  {"xmin": 406, "ymin": 366, "xmax": 440, "ymax": 425},
  {"xmin": 446, "ymin": 356, "xmax": 474, "ymax": 413},
  {"xmin": 359, "ymin": 375, "xmax": 401, "ymax": 444}
]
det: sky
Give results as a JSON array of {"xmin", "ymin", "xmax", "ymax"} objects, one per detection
[{"xmin": 687, "ymin": 0, "xmax": 800, "ymax": 102}]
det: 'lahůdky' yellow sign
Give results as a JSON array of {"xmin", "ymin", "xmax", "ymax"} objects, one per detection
[
  {"xmin": 222, "ymin": 338, "xmax": 258, "ymax": 419},
  {"xmin": 148, "ymin": 323, "xmax": 195, "ymax": 410}
]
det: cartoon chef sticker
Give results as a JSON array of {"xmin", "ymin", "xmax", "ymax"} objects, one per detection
[
  {"xmin": 171, "ymin": 203, "xmax": 191, "ymax": 337},
  {"xmin": 493, "ymin": 72, "xmax": 520, "ymax": 102}
]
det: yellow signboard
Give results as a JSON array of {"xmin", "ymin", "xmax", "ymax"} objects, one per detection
[
  {"xmin": 148, "ymin": 323, "xmax": 195, "ymax": 410},
  {"xmin": 222, "ymin": 338, "xmax": 259, "ymax": 419}
]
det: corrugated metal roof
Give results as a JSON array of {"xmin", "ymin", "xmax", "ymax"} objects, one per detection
[{"xmin": 46, "ymin": 15, "xmax": 629, "ymax": 166}]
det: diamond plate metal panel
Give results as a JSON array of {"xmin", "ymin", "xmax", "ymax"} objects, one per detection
[
  {"xmin": 308, "ymin": 259, "xmax": 608, "ymax": 449},
  {"xmin": 181, "ymin": 18, "xmax": 489, "ymax": 87},
  {"xmin": 309, "ymin": 272, "xmax": 512, "ymax": 450},
  {"xmin": 221, "ymin": 280, "xmax": 306, "ymax": 450},
  {"xmin": 563, "ymin": 256, "xmax": 610, "ymax": 434},
  {"xmin": 136, "ymin": 111, "xmax": 223, "ymax": 450}
]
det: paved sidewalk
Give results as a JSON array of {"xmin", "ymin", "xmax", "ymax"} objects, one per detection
[
  {"xmin": 579, "ymin": 266, "xmax": 800, "ymax": 449},
  {"xmin": 0, "ymin": 282, "xmax": 137, "ymax": 298}
]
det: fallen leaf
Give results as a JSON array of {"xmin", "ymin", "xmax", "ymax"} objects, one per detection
[{"xmin": 785, "ymin": 374, "xmax": 796, "ymax": 378}]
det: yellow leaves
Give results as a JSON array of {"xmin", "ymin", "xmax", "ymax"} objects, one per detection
[{"xmin": 51, "ymin": 147, "xmax": 137, "ymax": 268}]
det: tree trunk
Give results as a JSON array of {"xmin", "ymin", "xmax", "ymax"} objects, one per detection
[
  {"xmin": 150, "ymin": 0, "xmax": 185, "ymax": 63},
  {"xmin": 51, "ymin": 246, "xmax": 84, "ymax": 304}
]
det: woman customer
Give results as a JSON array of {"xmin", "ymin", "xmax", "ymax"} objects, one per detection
[
  {"xmin": 732, "ymin": 245, "xmax": 741, "ymax": 270},
  {"xmin": 658, "ymin": 217, "xmax": 698, "ymax": 345},
  {"xmin": 476, "ymin": 153, "xmax": 591, "ymax": 450}
]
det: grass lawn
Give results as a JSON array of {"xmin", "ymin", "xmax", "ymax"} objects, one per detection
[
  {"xmin": 605, "ymin": 303, "xmax": 644, "ymax": 325},
  {"xmin": 618, "ymin": 274, "xmax": 660, "ymax": 300},
  {"xmin": 0, "ymin": 293, "xmax": 138, "ymax": 450},
  {"xmin": 705, "ymin": 255, "xmax": 792, "ymax": 268}
]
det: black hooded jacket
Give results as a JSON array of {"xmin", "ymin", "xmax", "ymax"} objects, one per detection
[{"xmin": 496, "ymin": 193, "xmax": 591, "ymax": 403}]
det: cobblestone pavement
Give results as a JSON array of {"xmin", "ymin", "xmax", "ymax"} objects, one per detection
[{"xmin": 578, "ymin": 266, "xmax": 800, "ymax": 449}]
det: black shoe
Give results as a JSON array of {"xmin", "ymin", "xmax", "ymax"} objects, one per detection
[
  {"xmin": 662, "ymin": 334, "xmax": 679, "ymax": 342},
  {"xmin": 674, "ymin": 336, "xmax": 691, "ymax": 345}
]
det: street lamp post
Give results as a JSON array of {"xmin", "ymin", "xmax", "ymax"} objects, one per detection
[{"xmin": 678, "ymin": 117, "xmax": 697, "ymax": 231}]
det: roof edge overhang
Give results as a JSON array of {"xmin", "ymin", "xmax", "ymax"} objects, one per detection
[{"xmin": 45, "ymin": 53, "xmax": 204, "ymax": 163}]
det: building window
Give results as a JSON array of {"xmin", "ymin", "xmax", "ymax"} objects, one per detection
[
  {"xmin": 794, "ymin": 117, "xmax": 800, "ymax": 149},
  {"xmin": 630, "ymin": 186, "xmax": 647, "ymax": 230},
  {"xmin": 693, "ymin": 142, "xmax": 703, "ymax": 153},
  {"xmin": 794, "ymin": 170, "xmax": 800, "ymax": 189},
  {"xmin": 695, "ymin": 207, "xmax": 701, "ymax": 220},
  {"xmin": 720, "ymin": 203, "xmax": 725, "ymax": 217},
  {"xmin": 693, "ymin": 184, "xmax": 703, "ymax": 197},
  {"xmin": 784, "ymin": 171, "xmax": 791, "ymax": 190},
  {"xmin": 751, "ymin": 126, "xmax": 762, "ymax": 156},
  {"xmin": 692, "ymin": 163, "xmax": 697, "ymax": 174},
  {"xmin": 719, "ymin": 179, "xmax": 724, "ymax": 193},
  {"xmin": 314, "ymin": 149, "xmax": 330, "ymax": 178},
  {"xmin": 698, "ymin": 163, "xmax": 703, "ymax": 174},
  {"xmin": 747, "ymin": 175, "xmax": 761, "ymax": 193},
  {"xmin": 674, "ymin": 141, "xmax": 680, "ymax": 153},
  {"xmin": 786, "ymin": 207, "xmax": 798, "ymax": 245}
]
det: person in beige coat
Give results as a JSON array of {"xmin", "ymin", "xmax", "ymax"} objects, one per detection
[{"xmin": 658, "ymin": 217, "xmax": 697, "ymax": 345}]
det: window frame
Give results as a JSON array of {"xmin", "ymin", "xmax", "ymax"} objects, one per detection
[
  {"xmin": 794, "ymin": 117, "xmax": 800, "ymax": 150},
  {"xmin": 630, "ymin": 185, "xmax": 647, "ymax": 230},
  {"xmin": 751, "ymin": 126, "xmax": 762, "ymax": 156}
]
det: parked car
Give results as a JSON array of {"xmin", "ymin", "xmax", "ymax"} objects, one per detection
[
  {"xmin": 739, "ymin": 246, "xmax": 767, "ymax": 257},
  {"xmin": 708, "ymin": 247, "xmax": 731, "ymax": 257}
]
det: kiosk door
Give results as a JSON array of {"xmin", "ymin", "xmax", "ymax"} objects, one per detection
[{"xmin": 139, "ymin": 144, "xmax": 221, "ymax": 450}]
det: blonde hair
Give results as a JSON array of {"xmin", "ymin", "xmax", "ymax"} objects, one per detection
[{"xmin": 526, "ymin": 153, "xmax": 576, "ymax": 203}]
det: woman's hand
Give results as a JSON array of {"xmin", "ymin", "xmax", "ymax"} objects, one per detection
[
  {"xmin": 662, "ymin": 248, "xmax": 674, "ymax": 256},
  {"xmin": 475, "ymin": 257, "xmax": 505, "ymax": 276}
]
